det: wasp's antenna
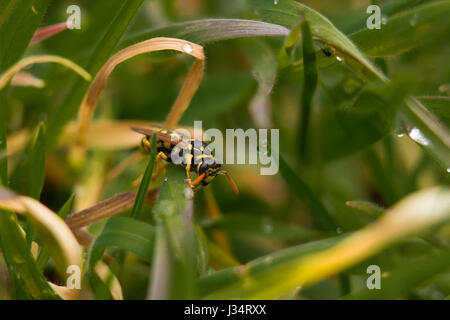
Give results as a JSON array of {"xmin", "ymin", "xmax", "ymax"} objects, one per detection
[{"xmin": 218, "ymin": 171, "xmax": 239, "ymax": 195}]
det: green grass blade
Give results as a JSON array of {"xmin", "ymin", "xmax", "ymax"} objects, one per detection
[
  {"xmin": 344, "ymin": 248, "xmax": 450, "ymax": 299},
  {"xmin": 0, "ymin": 93, "xmax": 7, "ymax": 186},
  {"xmin": 29, "ymin": 122, "xmax": 46, "ymax": 200},
  {"xmin": 298, "ymin": 19, "xmax": 318, "ymax": 159},
  {"xmin": 0, "ymin": 209, "xmax": 60, "ymax": 299},
  {"xmin": 121, "ymin": 18, "xmax": 289, "ymax": 47},
  {"xmin": 417, "ymin": 96, "xmax": 450, "ymax": 128},
  {"xmin": 334, "ymin": 0, "xmax": 426, "ymax": 34},
  {"xmin": 91, "ymin": 217, "xmax": 155, "ymax": 263},
  {"xmin": 201, "ymin": 186, "xmax": 450, "ymax": 299},
  {"xmin": 280, "ymin": 156, "xmax": 338, "ymax": 231},
  {"xmin": 350, "ymin": 1, "xmax": 450, "ymax": 57},
  {"xmin": 198, "ymin": 236, "xmax": 344, "ymax": 298},
  {"xmin": 149, "ymin": 166, "xmax": 196, "ymax": 299},
  {"xmin": 249, "ymin": 0, "xmax": 385, "ymax": 81},
  {"xmin": 131, "ymin": 132, "xmax": 157, "ymax": 219},
  {"xmin": 403, "ymin": 98, "xmax": 450, "ymax": 170},
  {"xmin": 204, "ymin": 212, "xmax": 327, "ymax": 243},
  {"xmin": 0, "ymin": 0, "xmax": 50, "ymax": 72}
]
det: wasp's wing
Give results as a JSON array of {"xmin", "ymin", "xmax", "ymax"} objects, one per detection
[{"xmin": 131, "ymin": 126, "xmax": 189, "ymax": 148}]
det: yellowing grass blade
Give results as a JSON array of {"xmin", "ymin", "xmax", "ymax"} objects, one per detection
[
  {"xmin": 0, "ymin": 55, "xmax": 91, "ymax": 90},
  {"xmin": 205, "ymin": 186, "xmax": 450, "ymax": 299},
  {"xmin": 0, "ymin": 189, "xmax": 82, "ymax": 280}
]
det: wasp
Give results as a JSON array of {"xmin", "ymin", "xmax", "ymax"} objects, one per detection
[{"xmin": 131, "ymin": 126, "xmax": 239, "ymax": 194}]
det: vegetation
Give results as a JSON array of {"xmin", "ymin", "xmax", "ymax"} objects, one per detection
[{"xmin": 0, "ymin": 0, "xmax": 449, "ymax": 300}]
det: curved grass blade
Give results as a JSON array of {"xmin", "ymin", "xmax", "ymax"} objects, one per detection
[
  {"xmin": 45, "ymin": 0, "xmax": 145, "ymax": 151},
  {"xmin": 37, "ymin": 194, "xmax": 75, "ymax": 270},
  {"xmin": 76, "ymin": 38, "xmax": 204, "ymax": 148},
  {"xmin": 0, "ymin": 208, "xmax": 60, "ymax": 299},
  {"xmin": 249, "ymin": 0, "xmax": 386, "ymax": 81},
  {"xmin": 202, "ymin": 186, "xmax": 450, "ymax": 299},
  {"xmin": 198, "ymin": 236, "xmax": 344, "ymax": 298},
  {"xmin": 0, "ymin": 55, "xmax": 91, "ymax": 90},
  {"xmin": 0, "ymin": 190, "xmax": 82, "ymax": 279},
  {"xmin": 250, "ymin": 0, "xmax": 450, "ymax": 170},
  {"xmin": 121, "ymin": 19, "xmax": 289, "ymax": 47}
]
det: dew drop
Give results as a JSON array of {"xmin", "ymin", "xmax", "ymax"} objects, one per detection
[
  {"xmin": 336, "ymin": 56, "xmax": 343, "ymax": 62},
  {"xmin": 261, "ymin": 218, "xmax": 273, "ymax": 234},
  {"xmin": 182, "ymin": 43, "xmax": 193, "ymax": 53},
  {"xmin": 336, "ymin": 227, "xmax": 343, "ymax": 234},
  {"xmin": 164, "ymin": 177, "xmax": 168, "ymax": 181},
  {"xmin": 274, "ymin": 0, "xmax": 279, "ymax": 4},
  {"xmin": 409, "ymin": 14, "xmax": 418, "ymax": 27},
  {"xmin": 408, "ymin": 127, "xmax": 430, "ymax": 146}
]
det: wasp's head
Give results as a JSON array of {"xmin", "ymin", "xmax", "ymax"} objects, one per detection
[
  {"xmin": 198, "ymin": 160, "xmax": 221, "ymax": 186},
  {"xmin": 197, "ymin": 160, "xmax": 239, "ymax": 194}
]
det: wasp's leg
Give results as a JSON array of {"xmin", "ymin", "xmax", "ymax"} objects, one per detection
[
  {"xmin": 184, "ymin": 154, "xmax": 195, "ymax": 188},
  {"xmin": 192, "ymin": 173, "xmax": 206, "ymax": 187},
  {"xmin": 140, "ymin": 137, "xmax": 151, "ymax": 154},
  {"xmin": 152, "ymin": 151, "xmax": 168, "ymax": 180},
  {"xmin": 193, "ymin": 185, "xmax": 202, "ymax": 193}
]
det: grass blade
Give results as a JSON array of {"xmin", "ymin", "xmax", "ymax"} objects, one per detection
[
  {"xmin": 344, "ymin": 248, "xmax": 450, "ymax": 299},
  {"xmin": 0, "ymin": 0, "xmax": 50, "ymax": 72},
  {"xmin": 149, "ymin": 166, "xmax": 196, "ymax": 299},
  {"xmin": 202, "ymin": 186, "xmax": 450, "ymax": 299},
  {"xmin": 131, "ymin": 132, "xmax": 157, "ymax": 219},
  {"xmin": 45, "ymin": 0, "xmax": 145, "ymax": 151},
  {"xmin": 298, "ymin": 19, "xmax": 318, "ymax": 159},
  {"xmin": 91, "ymin": 217, "xmax": 155, "ymax": 263},
  {"xmin": 28, "ymin": 122, "xmax": 46, "ymax": 200},
  {"xmin": 280, "ymin": 156, "xmax": 338, "ymax": 231},
  {"xmin": 121, "ymin": 19, "xmax": 289, "ymax": 47},
  {"xmin": 37, "ymin": 194, "xmax": 75, "ymax": 270},
  {"xmin": 350, "ymin": 1, "xmax": 450, "ymax": 57},
  {"xmin": 0, "ymin": 209, "xmax": 59, "ymax": 299}
]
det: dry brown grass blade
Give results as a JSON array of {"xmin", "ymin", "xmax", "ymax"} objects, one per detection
[
  {"xmin": 49, "ymin": 283, "xmax": 80, "ymax": 300},
  {"xmin": 6, "ymin": 120, "xmax": 204, "ymax": 158},
  {"xmin": 164, "ymin": 59, "xmax": 205, "ymax": 129},
  {"xmin": 76, "ymin": 37, "xmax": 205, "ymax": 147},
  {"xmin": 0, "ymin": 189, "xmax": 82, "ymax": 277},
  {"xmin": 66, "ymin": 188, "xmax": 159, "ymax": 229}
]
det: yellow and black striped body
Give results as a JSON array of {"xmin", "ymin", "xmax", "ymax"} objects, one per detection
[{"xmin": 140, "ymin": 128, "xmax": 222, "ymax": 186}]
